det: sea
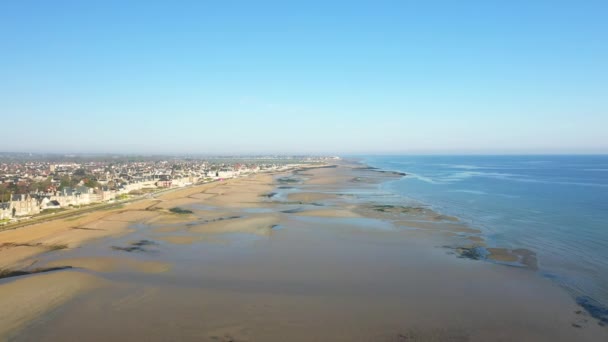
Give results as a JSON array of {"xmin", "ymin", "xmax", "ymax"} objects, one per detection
[{"xmin": 361, "ymin": 155, "xmax": 608, "ymax": 313}]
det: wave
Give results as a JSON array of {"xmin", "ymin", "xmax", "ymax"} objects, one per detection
[
  {"xmin": 439, "ymin": 171, "xmax": 520, "ymax": 183},
  {"xmin": 507, "ymin": 177, "xmax": 608, "ymax": 188},
  {"xmin": 404, "ymin": 172, "xmax": 441, "ymax": 184},
  {"xmin": 433, "ymin": 171, "xmax": 608, "ymax": 188},
  {"xmin": 405, "ymin": 170, "xmax": 526, "ymax": 185},
  {"xmin": 368, "ymin": 156, "xmax": 608, "ymax": 313},
  {"xmin": 521, "ymin": 160, "xmax": 552, "ymax": 164},
  {"xmin": 439, "ymin": 164, "xmax": 484, "ymax": 170},
  {"xmin": 450, "ymin": 189, "xmax": 487, "ymax": 195},
  {"xmin": 437, "ymin": 163, "xmax": 540, "ymax": 171}
]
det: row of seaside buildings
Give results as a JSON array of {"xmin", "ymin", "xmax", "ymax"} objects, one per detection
[{"xmin": 0, "ymin": 158, "xmax": 309, "ymax": 221}]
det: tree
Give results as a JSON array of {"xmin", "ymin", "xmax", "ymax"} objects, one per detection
[
  {"xmin": 33, "ymin": 177, "xmax": 52, "ymax": 192},
  {"xmin": 16, "ymin": 182, "xmax": 32, "ymax": 194},
  {"xmin": 84, "ymin": 179, "xmax": 99, "ymax": 188},
  {"xmin": 73, "ymin": 168, "xmax": 86, "ymax": 176},
  {"xmin": 60, "ymin": 176, "xmax": 71, "ymax": 189},
  {"xmin": 0, "ymin": 184, "xmax": 10, "ymax": 202}
]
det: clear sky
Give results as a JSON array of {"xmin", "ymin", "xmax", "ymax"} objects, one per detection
[{"xmin": 1, "ymin": 0, "xmax": 606, "ymax": 155}]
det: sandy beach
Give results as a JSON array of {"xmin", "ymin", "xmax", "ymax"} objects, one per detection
[{"xmin": 1, "ymin": 162, "xmax": 607, "ymax": 341}]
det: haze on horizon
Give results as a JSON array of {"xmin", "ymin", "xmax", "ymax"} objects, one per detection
[{"xmin": 1, "ymin": 1, "xmax": 607, "ymax": 155}]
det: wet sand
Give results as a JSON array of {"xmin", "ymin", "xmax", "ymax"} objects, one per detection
[
  {"xmin": 1, "ymin": 163, "xmax": 607, "ymax": 341},
  {"xmin": 0, "ymin": 271, "xmax": 104, "ymax": 337}
]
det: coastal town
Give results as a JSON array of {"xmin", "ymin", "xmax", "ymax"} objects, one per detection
[{"xmin": 0, "ymin": 154, "xmax": 336, "ymax": 223}]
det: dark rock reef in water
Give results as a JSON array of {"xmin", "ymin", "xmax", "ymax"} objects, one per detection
[
  {"xmin": 576, "ymin": 296, "xmax": 608, "ymax": 325},
  {"xmin": 453, "ymin": 246, "xmax": 489, "ymax": 260},
  {"xmin": 353, "ymin": 166, "xmax": 406, "ymax": 176},
  {"xmin": 371, "ymin": 205, "xmax": 428, "ymax": 214}
]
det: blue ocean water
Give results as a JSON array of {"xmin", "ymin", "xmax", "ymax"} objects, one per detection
[{"xmin": 361, "ymin": 155, "xmax": 608, "ymax": 309}]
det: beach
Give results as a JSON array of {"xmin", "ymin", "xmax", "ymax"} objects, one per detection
[{"xmin": 1, "ymin": 161, "xmax": 606, "ymax": 341}]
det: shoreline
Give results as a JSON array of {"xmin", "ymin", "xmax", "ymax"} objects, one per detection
[
  {"xmin": 1, "ymin": 161, "xmax": 607, "ymax": 340},
  {"xmin": 356, "ymin": 157, "xmax": 608, "ymax": 326},
  {"xmin": 346, "ymin": 158, "xmax": 539, "ymax": 267}
]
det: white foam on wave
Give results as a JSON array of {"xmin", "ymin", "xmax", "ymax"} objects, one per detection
[
  {"xmin": 405, "ymin": 172, "xmax": 441, "ymax": 184},
  {"xmin": 440, "ymin": 171, "xmax": 519, "ymax": 183},
  {"xmin": 510, "ymin": 177, "xmax": 608, "ymax": 188},
  {"xmin": 521, "ymin": 160, "xmax": 552, "ymax": 164},
  {"xmin": 441, "ymin": 172, "xmax": 605, "ymax": 188},
  {"xmin": 403, "ymin": 168, "xmax": 607, "ymax": 189},
  {"xmin": 440, "ymin": 171, "xmax": 608, "ymax": 188},
  {"xmin": 438, "ymin": 164, "xmax": 484, "ymax": 170},
  {"xmin": 450, "ymin": 189, "xmax": 487, "ymax": 195}
]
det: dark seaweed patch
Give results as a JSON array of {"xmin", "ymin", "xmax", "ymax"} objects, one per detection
[
  {"xmin": 296, "ymin": 165, "xmax": 337, "ymax": 171},
  {"xmin": 71, "ymin": 227, "xmax": 104, "ymax": 231},
  {"xmin": 353, "ymin": 166, "xmax": 406, "ymax": 176},
  {"xmin": 186, "ymin": 216, "xmax": 242, "ymax": 227},
  {"xmin": 111, "ymin": 246, "xmax": 145, "ymax": 252},
  {"xmin": 0, "ymin": 266, "xmax": 73, "ymax": 280},
  {"xmin": 576, "ymin": 296, "xmax": 608, "ymax": 324},
  {"xmin": 1, "ymin": 242, "xmax": 68, "ymax": 251},
  {"xmin": 458, "ymin": 246, "xmax": 488, "ymax": 260},
  {"xmin": 131, "ymin": 239, "xmax": 156, "ymax": 247},
  {"xmin": 112, "ymin": 239, "xmax": 157, "ymax": 253},
  {"xmin": 218, "ymin": 216, "xmax": 242, "ymax": 220},
  {"xmin": 260, "ymin": 192, "xmax": 277, "ymax": 198},
  {"xmin": 385, "ymin": 171, "xmax": 407, "ymax": 176},
  {"xmin": 372, "ymin": 204, "xmax": 396, "ymax": 212},
  {"xmin": 371, "ymin": 205, "xmax": 425, "ymax": 214},
  {"xmin": 443, "ymin": 245, "xmax": 488, "ymax": 260},
  {"xmin": 169, "ymin": 207, "xmax": 193, "ymax": 214},
  {"xmin": 277, "ymin": 177, "xmax": 299, "ymax": 184}
]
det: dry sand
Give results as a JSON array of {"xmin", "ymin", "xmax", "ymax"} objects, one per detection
[
  {"xmin": 0, "ymin": 245, "xmax": 49, "ymax": 270},
  {"xmin": 0, "ymin": 211, "xmax": 134, "ymax": 270},
  {"xmin": 148, "ymin": 197, "xmax": 202, "ymax": 210}
]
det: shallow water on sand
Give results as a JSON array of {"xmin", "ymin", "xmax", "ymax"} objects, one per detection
[{"xmin": 362, "ymin": 155, "xmax": 608, "ymax": 316}]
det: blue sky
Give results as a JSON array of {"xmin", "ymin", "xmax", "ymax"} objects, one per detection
[{"xmin": 1, "ymin": 0, "xmax": 606, "ymax": 154}]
